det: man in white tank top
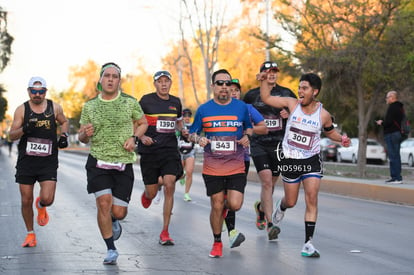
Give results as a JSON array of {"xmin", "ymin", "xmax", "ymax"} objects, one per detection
[{"xmin": 258, "ymin": 72, "xmax": 351, "ymax": 258}]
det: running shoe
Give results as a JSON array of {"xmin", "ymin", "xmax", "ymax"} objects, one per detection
[
  {"xmin": 301, "ymin": 240, "xmax": 320, "ymax": 257},
  {"xmin": 141, "ymin": 192, "xmax": 152, "ymax": 209},
  {"xmin": 103, "ymin": 249, "xmax": 119, "ymax": 265},
  {"xmin": 153, "ymin": 190, "xmax": 162, "ymax": 205},
  {"xmin": 254, "ymin": 201, "xmax": 266, "ymax": 230},
  {"xmin": 159, "ymin": 230, "xmax": 175, "ymax": 245},
  {"xmin": 21, "ymin": 233, "xmax": 37, "ymax": 247},
  {"xmin": 183, "ymin": 193, "xmax": 192, "ymax": 202},
  {"xmin": 35, "ymin": 197, "xmax": 49, "ymax": 226},
  {"xmin": 229, "ymin": 229, "xmax": 245, "ymax": 248},
  {"xmin": 267, "ymin": 225, "xmax": 281, "ymax": 240},
  {"xmin": 112, "ymin": 219, "xmax": 122, "ymax": 241},
  {"xmin": 273, "ymin": 199, "xmax": 285, "ymax": 226},
  {"xmin": 209, "ymin": 241, "xmax": 223, "ymax": 258}
]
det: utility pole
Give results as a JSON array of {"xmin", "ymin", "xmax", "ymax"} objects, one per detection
[{"xmin": 265, "ymin": 0, "xmax": 270, "ymax": 61}]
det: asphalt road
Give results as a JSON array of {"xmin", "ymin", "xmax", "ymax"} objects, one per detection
[{"xmin": 1, "ymin": 148, "xmax": 413, "ymax": 274}]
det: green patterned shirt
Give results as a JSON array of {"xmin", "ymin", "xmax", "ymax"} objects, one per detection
[{"xmin": 79, "ymin": 91, "xmax": 144, "ymax": 163}]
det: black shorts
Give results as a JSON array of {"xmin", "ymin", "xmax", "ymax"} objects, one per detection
[
  {"xmin": 15, "ymin": 157, "xmax": 58, "ymax": 185},
  {"xmin": 202, "ymin": 173, "xmax": 247, "ymax": 196},
  {"xmin": 85, "ymin": 155, "xmax": 134, "ymax": 203},
  {"xmin": 280, "ymin": 154, "xmax": 323, "ymax": 183},
  {"xmin": 250, "ymin": 142, "xmax": 282, "ymax": 176},
  {"xmin": 140, "ymin": 151, "xmax": 183, "ymax": 185}
]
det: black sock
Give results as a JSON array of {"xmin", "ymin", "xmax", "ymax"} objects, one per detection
[
  {"xmin": 104, "ymin": 236, "xmax": 116, "ymax": 250},
  {"xmin": 305, "ymin": 221, "xmax": 316, "ymax": 242},
  {"xmin": 214, "ymin": 233, "xmax": 222, "ymax": 243},
  {"xmin": 280, "ymin": 201, "xmax": 287, "ymax": 211},
  {"xmin": 267, "ymin": 222, "xmax": 273, "ymax": 228},
  {"xmin": 225, "ymin": 211, "xmax": 236, "ymax": 235},
  {"xmin": 256, "ymin": 202, "xmax": 265, "ymax": 220}
]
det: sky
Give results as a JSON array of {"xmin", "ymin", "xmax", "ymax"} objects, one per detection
[{"xmin": 0, "ymin": 0, "xmax": 191, "ymax": 116}]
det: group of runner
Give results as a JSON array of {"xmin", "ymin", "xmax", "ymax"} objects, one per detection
[{"xmin": 9, "ymin": 61, "xmax": 350, "ymax": 265}]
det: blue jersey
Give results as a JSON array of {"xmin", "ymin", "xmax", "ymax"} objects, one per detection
[{"xmin": 190, "ymin": 98, "xmax": 252, "ymax": 176}]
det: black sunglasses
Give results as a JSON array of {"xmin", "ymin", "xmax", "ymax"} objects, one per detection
[{"xmin": 214, "ymin": 80, "xmax": 232, "ymax": 86}]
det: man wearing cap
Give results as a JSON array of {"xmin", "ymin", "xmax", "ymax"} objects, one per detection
[
  {"xmin": 9, "ymin": 76, "xmax": 69, "ymax": 248},
  {"xmin": 178, "ymin": 108, "xmax": 196, "ymax": 202},
  {"xmin": 137, "ymin": 70, "xmax": 184, "ymax": 246},
  {"xmin": 79, "ymin": 62, "xmax": 148, "ymax": 265},
  {"xmin": 243, "ymin": 61, "xmax": 297, "ymax": 240}
]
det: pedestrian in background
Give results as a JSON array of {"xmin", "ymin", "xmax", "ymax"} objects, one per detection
[
  {"xmin": 9, "ymin": 76, "xmax": 69, "ymax": 248},
  {"xmin": 376, "ymin": 90, "xmax": 405, "ymax": 184},
  {"xmin": 79, "ymin": 62, "xmax": 148, "ymax": 265}
]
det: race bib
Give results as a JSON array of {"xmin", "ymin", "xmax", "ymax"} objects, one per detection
[
  {"xmin": 25, "ymin": 137, "xmax": 52, "ymax": 156},
  {"xmin": 287, "ymin": 127, "xmax": 315, "ymax": 150},
  {"xmin": 210, "ymin": 136, "xmax": 236, "ymax": 155},
  {"xmin": 264, "ymin": 115, "xmax": 282, "ymax": 131},
  {"xmin": 156, "ymin": 116, "xmax": 176, "ymax": 133},
  {"xmin": 96, "ymin": 160, "xmax": 126, "ymax": 171}
]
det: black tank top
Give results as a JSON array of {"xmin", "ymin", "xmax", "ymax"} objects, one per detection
[{"xmin": 17, "ymin": 99, "xmax": 58, "ymax": 166}]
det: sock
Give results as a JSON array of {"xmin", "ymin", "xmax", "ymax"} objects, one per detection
[
  {"xmin": 225, "ymin": 210, "xmax": 236, "ymax": 235},
  {"xmin": 104, "ymin": 236, "xmax": 116, "ymax": 250},
  {"xmin": 305, "ymin": 221, "xmax": 316, "ymax": 242},
  {"xmin": 37, "ymin": 200, "xmax": 44, "ymax": 208},
  {"xmin": 214, "ymin": 233, "xmax": 222, "ymax": 243},
  {"xmin": 27, "ymin": 230, "xmax": 34, "ymax": 234},
  {"xmin": 280, "ymin": 201, "xmax": 287, "ymax": 212},
  {"xmin": 256, "ymin": 202, "xmax": 265, "ymax": 220},
  {"xmin": 267, "ymin": 222, "xmax": 273, "ymax": 228}
]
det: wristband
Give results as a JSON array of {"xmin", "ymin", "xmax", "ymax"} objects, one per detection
[{"xmin": 132, "ymin": 135, "xmax": 139, "ymax": 144}]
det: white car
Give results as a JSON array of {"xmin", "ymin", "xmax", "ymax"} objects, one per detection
[
  {"xmin": 337, "ymin": 138, "xmax": 387, "ymax": 164},
  {"xmin": 400, "ymin": 138, "xmax": 414, "ymax": 167}
]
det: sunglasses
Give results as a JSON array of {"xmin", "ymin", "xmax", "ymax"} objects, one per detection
[
  {"xmin": 30, "ymin": 89, "xmax": 46, "ymax": 95},
  {"xmin": 214, "ymin": 80, "xmax": 232, "ymax": 86},
  {"xmin": 263, "ymin": 62, "xmax": 278, "ymax": 68}
]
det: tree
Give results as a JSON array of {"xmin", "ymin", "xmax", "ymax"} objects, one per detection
[
  {"xmin": 177, "ymin": 0, "xmax": 231, "ymax": 102},
  {"xmin": 0, "ymin": 7, "xmax": 13, "ymax": 123},
  {"xmin": 268, "ymin": 0, "xmax": 414, "ymax": 176}
]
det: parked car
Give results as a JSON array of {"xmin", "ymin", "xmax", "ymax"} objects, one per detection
[
  {"xmin": 400, "ymin": 137, "xmax": 414, "ymax": 167},
  {"xmin": 337, "ymin": 138, "xmax": 387, "ymax": 164},
  {"xmin": 320, "ymin": 137, "xmax": 340, "ymax": 161}
]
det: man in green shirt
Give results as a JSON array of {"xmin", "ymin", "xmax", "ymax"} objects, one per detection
[{"xmin": 79, "ymin": 62, "xmax": 148, "ymax": 265}]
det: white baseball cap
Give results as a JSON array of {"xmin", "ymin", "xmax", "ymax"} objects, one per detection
[{"xmin": 28, "ymin": 76, "xmax": 47, "ymax": 88}]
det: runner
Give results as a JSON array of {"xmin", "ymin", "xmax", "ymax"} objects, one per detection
[
  {"xmin": 79, "ymin": 62, "xmax": 148, "ymax": 265},
  {"xmin": 8, "ymin": 76, "xmax": 69, "ymax": 248},
  {"xmin": 189, "ymin": 69, "xmax": 253, "ymax": 258},
  {"xmin": 244, "ymin": 61, "xmax": 297, "ymax": 240},
  {"xmin": 258, "ymin": 72, "xmax": 350, "ymax": 257},
  {"xmin": 223, "ymin": 78, "xmax": 268, "ymax": 248},
  {"xmin": 137, "ymin": 70, "xmax": 184, "ymax": 245},
  {"xmin": 178, "ymin": 108, "xmax": 196, "ymax": 201}
]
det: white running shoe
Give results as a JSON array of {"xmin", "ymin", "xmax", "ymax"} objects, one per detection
[
  {"xmin": 273, "ymin": 199, "xmax": 285, "ymax": 226},
  {"xmin": 103, "ymin": 249, "xmax": 119, "ymax": 265},
  {"xmin": 301, "ymin": 240, "xmax": 320, "ymax": 257}
]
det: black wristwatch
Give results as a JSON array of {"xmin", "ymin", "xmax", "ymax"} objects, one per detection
[
  {"xmin": 62, "ymin": 132, "xmax": 69, "ymax": 137},
  {"xmin": 132, "ymin": 135, "xmax": 139, "ymax": 144}
]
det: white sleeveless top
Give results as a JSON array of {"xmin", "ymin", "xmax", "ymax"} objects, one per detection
[{"xmin": 282, "ymin": 102, "xmax": 322, "ymax": 159}]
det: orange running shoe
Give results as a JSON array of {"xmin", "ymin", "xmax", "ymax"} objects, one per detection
[
  {"xmin": 35, "ymin": 197, "xmax": 49, "ymax": 226},
  {"xmin": 21, "ymin": 233, "xmax": 37, "ymax": 247},
  {"xmin": 141, "ymin": 192, "xmax": 152, "ymax": 209},
  {"xmin": 159, "ymin": 230, "xmax": 175, "ymax": 245},
  {"xmin": 209, "ymin": 241, "xmax": 223, "ymax": 258}
]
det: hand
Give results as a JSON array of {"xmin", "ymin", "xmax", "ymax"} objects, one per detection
[
  {"xmin": 280, "ymin": 109, "xmax": 290, "ymax": 119},
  {"xmin": 58, "ymin": 134, "xmax": 68, "ymax": 148},
  {"xmin": 22, "ymin": 118, "xmax": 37, "ymax": 134},
  {"xmin": 341, "ymin": 135, "xmax": 351, "ymax": 147}
]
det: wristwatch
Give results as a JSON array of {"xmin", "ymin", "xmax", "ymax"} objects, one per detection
[
  {"xmin": 62, "ymin": 132, "xmax": 69, "ymax": 137},
  {"xmin": 132, "ymin": 135, "xmax": 139, "ymax": 144}
]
